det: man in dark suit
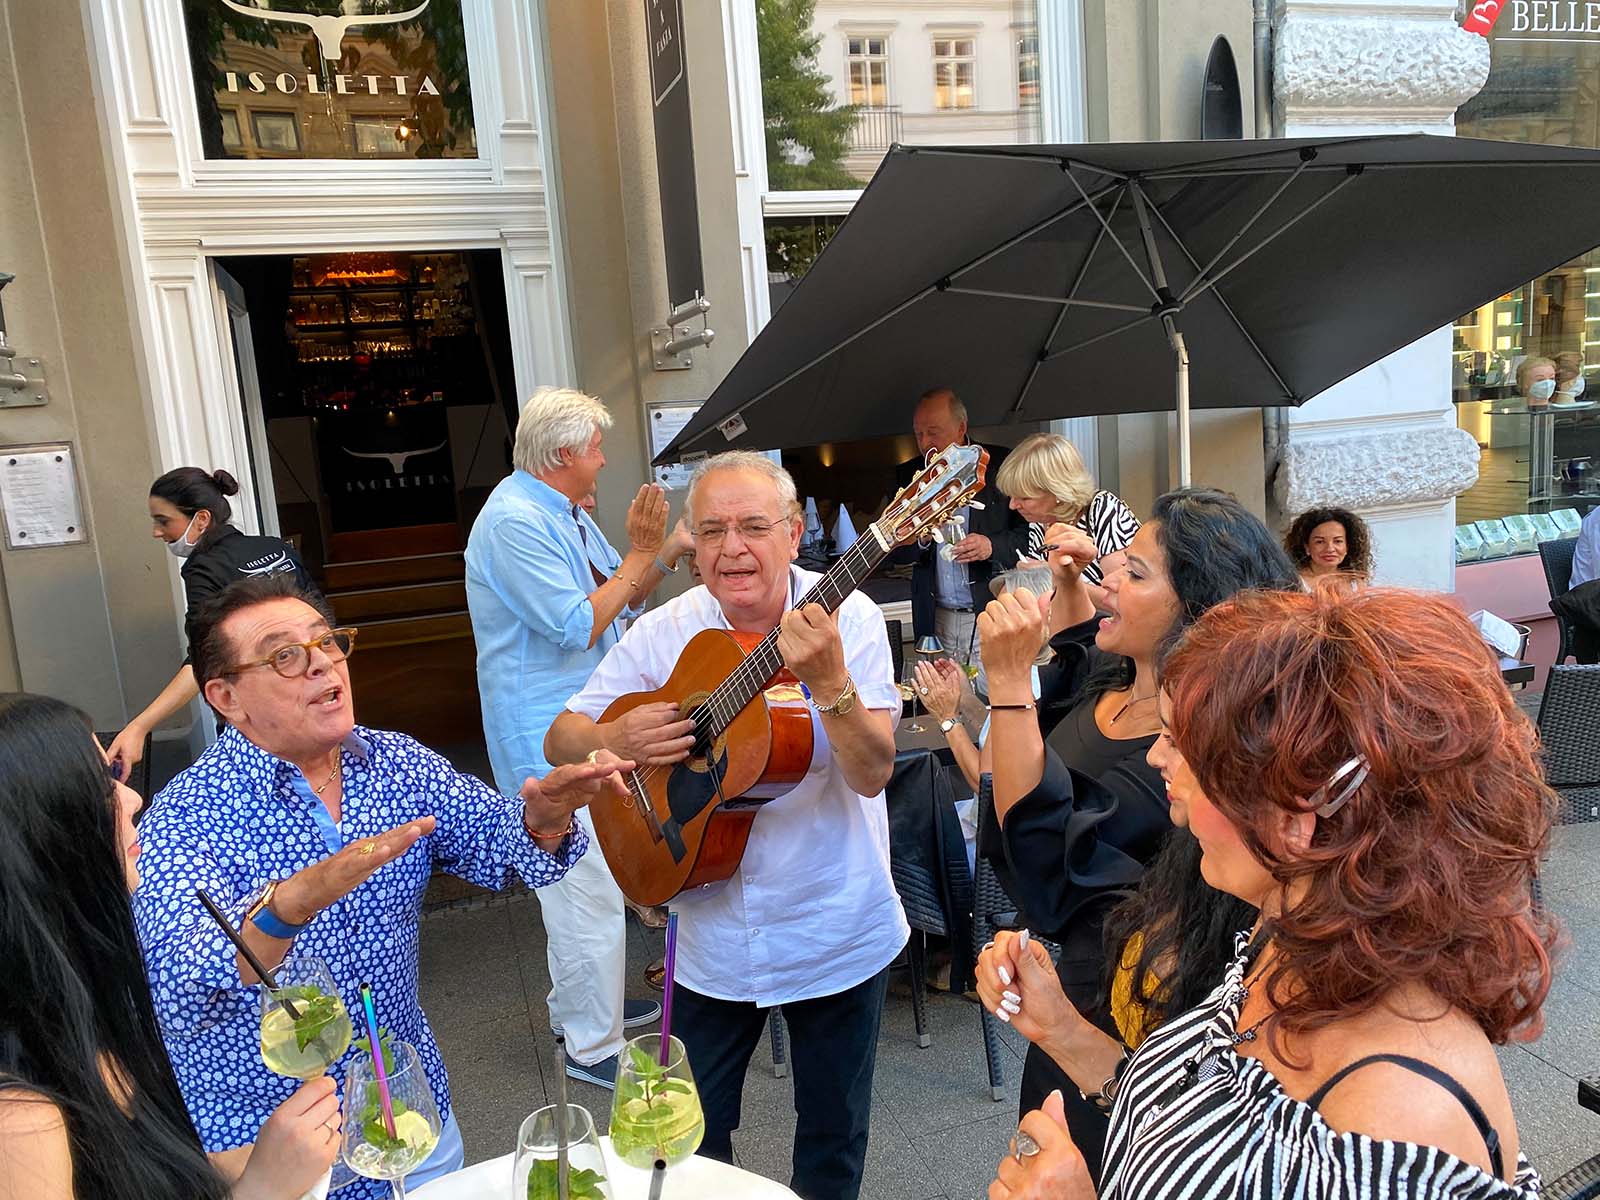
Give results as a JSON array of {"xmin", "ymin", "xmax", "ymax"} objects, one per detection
[{"xmin": 894, "ymin": 388, "xmax": 1030, "ymax": 682}]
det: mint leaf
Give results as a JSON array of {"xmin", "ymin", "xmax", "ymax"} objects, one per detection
[
  {"xmin": 292, "ymin": 994, "xmax": 339, "ymax": 1052},
  {"xmin": 527, "ymin": 1160, "xmax": 607, "ymax": 1200}
]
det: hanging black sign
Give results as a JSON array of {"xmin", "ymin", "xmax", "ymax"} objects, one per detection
[{"xmin": 645, "ymin": 0, "xmax": 705, "ymax": 307}]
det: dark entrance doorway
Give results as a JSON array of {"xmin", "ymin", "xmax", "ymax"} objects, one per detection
[{"xmin": 218, "ymin": 249, "xmax": 516, "ymax": 757}]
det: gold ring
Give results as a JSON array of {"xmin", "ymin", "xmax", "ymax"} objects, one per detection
[
  {"xmin": 585, "ymin": 749, "xmax": 602, "ymax": 765},
  {"xmin": 358, "ymin": 841, "xmax": 377, "ymax": 857}
]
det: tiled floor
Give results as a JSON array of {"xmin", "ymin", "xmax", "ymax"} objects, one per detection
[{"xmin": 418, "ymin": 818, "xmax": 1600, "ymax": 1199}]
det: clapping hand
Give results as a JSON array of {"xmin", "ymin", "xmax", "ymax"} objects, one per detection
[
  {"xmin": 978, "ymin": 588, "xmax": 1052, "ymax": 692},
  {"xmin": 913, "ymin": 658, "xmax": 967, "ymax": 723},
  {"xmin": 626, "ymin": 484, "xmax": 669, "ymax": 555},
  {"xmin": 975, "ymin": 930, "xmax": 1086, "ymax": 1051},
  {"xmin": 989, "ymin": 1090, "xmax": 1097, "ymax": 1200}
]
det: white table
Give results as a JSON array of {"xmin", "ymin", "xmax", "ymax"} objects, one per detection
[{"xmin": 409, "ymin": 1137, "xmax": 799, "ymax": 1199}]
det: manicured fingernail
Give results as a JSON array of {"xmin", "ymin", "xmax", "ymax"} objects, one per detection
[
  {"xmin": 1003, "ymin": 990, "xmax": 1021, "ymax": 1005},
  {"xmin": 995, "ymin": 1007, "xmax": 1011, "ymax": 1023},
  {"xmin": 1018, "ymin": 928, "xmax": 1031, "ymax": 951},
  {"xmin": 996, "ymin": 964, "xmax": 1011, "ymax": 986},
  {"xmin": 1001, "ymin": 999, "xmax": 1021, "ymax": 1016}
]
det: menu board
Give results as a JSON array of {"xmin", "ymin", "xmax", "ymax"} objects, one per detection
[{"xmin": 1, "ymin": 444, "xmax": 86, "ymax": 549}]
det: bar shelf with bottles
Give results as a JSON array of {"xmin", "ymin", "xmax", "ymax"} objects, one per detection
[{"xmin": 285, "ymin": 252, "xmax": 474, "ymax": 412}]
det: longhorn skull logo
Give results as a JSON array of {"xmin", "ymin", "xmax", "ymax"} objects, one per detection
[
  {"xmin": 343, "ymin": 440, "xmax": 448, "ymax": 474},
  {"xmin": 216, "ymin": 0, "xmax": 433, "ymax": 62}
]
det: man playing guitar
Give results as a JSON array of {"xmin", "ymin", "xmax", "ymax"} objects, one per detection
[{"xmin": 545, "ymin": 451, "xmax": 905, "ymax": 1200}]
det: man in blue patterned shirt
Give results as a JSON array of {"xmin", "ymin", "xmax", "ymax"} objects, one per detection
[{"xmin": 133, "ymin": 574, "xmax": 630, "ymax": 1196}]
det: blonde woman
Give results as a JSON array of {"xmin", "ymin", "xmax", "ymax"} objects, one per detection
[{"xmin": 995, "ymin": 433, "xmax": 1139, "ymax": 586}]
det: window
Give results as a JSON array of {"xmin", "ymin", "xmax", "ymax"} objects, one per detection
[
  {"xmin": 846, "ymin": 35, "xmax": 888, "ymax": 107},
  {"xmin": 1017, "ymin": 32, "xmax": 1040, "ymax": 108},
  {"xmin": 352, "ymin": 117, "xmax": 409, "ymax": 157},
  {"xmin": 1447, "ymin": 28, "xmax": 1600, "ymax": 562},
  {"xmin": 218, "ymin": 108, "xmax": 242, "ymax": 149},
  {"xmin": 933, "ymin": 37, "xmax": 976, "ymax": 110},
  {"xmin": 250, "ymin": 111, "xmax": 301, "ymax": 153}
]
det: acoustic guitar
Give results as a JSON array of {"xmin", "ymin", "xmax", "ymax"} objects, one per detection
[{"xmin": 591, "ymin": 444, "xmax": 988, "ymax": 906}]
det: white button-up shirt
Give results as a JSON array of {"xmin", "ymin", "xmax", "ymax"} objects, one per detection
[{"xmin": 566, "ymin": 566, "xmax": 909, "ymax": 1005}]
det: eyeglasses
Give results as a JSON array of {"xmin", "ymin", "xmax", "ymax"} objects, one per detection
[
  {"xmin": 224, "ymin": 627, "xmax": 359, "ymax": 679},
  {"xmin": 693, "ymin": 518, "xmax": 784, "ymax": 547},
  {"xmin": 1311, "ymin": 755, "xmax": 1369, "ymax": 818}
]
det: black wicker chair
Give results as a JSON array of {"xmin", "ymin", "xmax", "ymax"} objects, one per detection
[
  {"xmin": 1541, "ymin": 537, "xmax": 1579, "ymax": 666},
  {"xmin": 1537, "ymin": 664, "xmax": 1600, "ymax": 826}
]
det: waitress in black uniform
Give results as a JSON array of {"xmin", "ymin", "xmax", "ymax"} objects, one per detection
[{"xmin": 106, "ymin": 467, "xmax": 324, "ymax": 777}]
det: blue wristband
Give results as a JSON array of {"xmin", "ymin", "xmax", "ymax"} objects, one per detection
[{"xmin": 249, "ymin": 903, "xmax": 305, "ymax": 941}]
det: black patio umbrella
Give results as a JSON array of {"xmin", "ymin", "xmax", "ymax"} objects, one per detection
[{"xmin": 657, "ymin": 134, "xmax": 1600, "ymax": 484}]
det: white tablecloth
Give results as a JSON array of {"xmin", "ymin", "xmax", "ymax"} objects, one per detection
[{"xmin": 409, "ymin": 1137, "xmax": 799, "ymax": 1199}]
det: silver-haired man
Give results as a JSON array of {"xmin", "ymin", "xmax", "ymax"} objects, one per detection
[{"xmin": 465, "ymin": 386, "xmax": 692, "ymax": 1087}]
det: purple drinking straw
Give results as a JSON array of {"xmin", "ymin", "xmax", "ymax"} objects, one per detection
[
  {"xmin": 658, "ymin": 912, "xmax": 679, "ymax": 1066},
  {"xmin": 359, "ymin": 982, "xmax": 398, "ymax": 1140}
]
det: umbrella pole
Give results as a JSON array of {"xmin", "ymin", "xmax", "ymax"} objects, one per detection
[{"xmin": 1171, "ymin": 324, "xmax": 1192, "ymax": 487}]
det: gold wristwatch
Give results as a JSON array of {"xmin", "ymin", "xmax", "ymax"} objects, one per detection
[{"xmin": 813, "ymin": 674, "xmax": 857, "ymax": 716}]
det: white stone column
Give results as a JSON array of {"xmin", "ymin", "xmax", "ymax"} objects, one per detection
[{"xmin": 1269, "ymin": 0, "xmax": 1488, "ymax": 590}]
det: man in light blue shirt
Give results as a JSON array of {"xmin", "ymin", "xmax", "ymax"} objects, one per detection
[
  {"xmin": 1571, "ymin": 505, "xmax": 1600, "ymax": 590},
  {"xmin": 465, "ymin": 386, "xmax": 691, "ymax": 1087}
]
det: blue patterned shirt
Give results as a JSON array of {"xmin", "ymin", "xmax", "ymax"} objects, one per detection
[{"xmin": 133, "ymin": 725, "xmax": 586, "ymax": 1190}]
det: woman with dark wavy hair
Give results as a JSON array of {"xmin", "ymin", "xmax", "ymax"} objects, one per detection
[
  {"xmin": 0, "ymin": 693, "xmax": 338, "ymax": 1200},
  {"xmin": 973, "ymin": 488, "xmax": 1300, "ymax": 1180},
  {"xmin": 985, "ymin": 587, "xmax": 1554, "ymax": 1200},
  {"xmin": 1284, "ymin": 505, "xmax": 1373, "ymax": 584}
]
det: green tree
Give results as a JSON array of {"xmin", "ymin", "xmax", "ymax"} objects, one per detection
[{"xmin": 757, "ymin": 0, "xmax": 859, "ymax": 190}]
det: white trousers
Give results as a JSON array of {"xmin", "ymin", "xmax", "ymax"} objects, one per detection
[{"xmin": 534, "ymin": 804, "xmax": 626, "ymax": 1064}]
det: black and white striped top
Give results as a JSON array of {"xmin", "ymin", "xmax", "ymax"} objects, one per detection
[
  {"xmin": 1024, "ymin": 490, "xmax": 1140, "ymax": 585},
  {"xmin": 1099, "ymin": 933, "xmax": 1541, "ymax": 1200}
]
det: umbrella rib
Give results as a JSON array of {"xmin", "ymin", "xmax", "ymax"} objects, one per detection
[
  {"xmin": 944, "ymin": 286, "xmax": 1146, "ymax": 313},
  {"xmin": 900, "ymin": 146, "xmax": 1130, "ymax": 180},
  {"xmin": 1040, "ymin": 315, "xmax": 1148, "ymax": 362},
  {"xmin": 1175, "ymin": 157, "xmax": 1311, "ymax": 306},
  {"xmin": 1060, "ymin": 165, "xmax": 1160, "ymax": 301},
  {"xmin": 1145, "ymin": 201, "xmax": 1296, "ymax": 401},
  {"xmin": 1179, "ymin": 170, "xmax": 1362, "ymax": 306},
  {"xmin": 670, "ymin": 181, "xmax": 1126, "ymax": 455},
  {"xmin": 1010, "ymin": 191, "xmax": 1122, "ymax": 418}
]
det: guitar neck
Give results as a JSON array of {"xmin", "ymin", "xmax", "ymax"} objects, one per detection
[{"xmin": 705, "ymin": 530, "xmax": 889, "ymax": 729}]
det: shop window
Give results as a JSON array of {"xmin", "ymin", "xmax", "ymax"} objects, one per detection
[
  {"xmin": 932, "ymin": 37, "xmax": 977, "ymax": 110},
  {"xmin": 180, "ymin": 0, "xmax": 476, "ymax": 161},
  {"xmin": 251, "ymin": 110, "xmax": 301, "ymax": 154},
  {"xmin": 1017, "ymin": 31, "xmax": 1040, "ymax": 108},
  {"xmin": 764, "ymin": 212, "xmax": 847, "ymax": 313},
  {"xmin": 846, "ymin": 35, "xmax": 889, "ymax": 106},
  {"xmin": 1450, "ymin": 22, "xmax": 1600, "ymax": 562}
]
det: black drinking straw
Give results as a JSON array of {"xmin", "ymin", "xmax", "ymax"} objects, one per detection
[
  {"xmin": 554, "ymin": 1034, "xmax": 570, "ymax": 1200},
  {"xmin": 647, "ymin": 1158, "xmax": 667, "ymax": 1200},
  {"xmin": 195, "ymin": 889, "xmax": 303, "ymax": 1018}
]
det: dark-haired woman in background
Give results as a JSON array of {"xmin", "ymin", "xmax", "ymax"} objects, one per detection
[
  {"xmin": 0, "ymin": 692, "xmax": 338, "ymax": 1199},
  {"xmin": 1283, "ymin": 505, "xmax": 1373, "ymax": 586},
  {"xmin": 975, "ymin": 488, "xmax": 1302, "ymax": 1181},
  {"xmin": 986, "ymin": 587, "xmax": 1551, "ymax": 1200},
  {"xmin": 106, "ymin": 468, "xmax": 323, "ymax": 777}
]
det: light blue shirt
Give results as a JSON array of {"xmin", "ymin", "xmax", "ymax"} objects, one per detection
[
  {"xmin": 133, "ymin": 726, "xmax": 584, "ymax": 1197},
  {"xmin": 465, "ymin": 471, "xmax": 642, "ymax": 792},
  {"xmin": 1572, "ymin": 507, "xmax": 1600, "ymax": 590}
]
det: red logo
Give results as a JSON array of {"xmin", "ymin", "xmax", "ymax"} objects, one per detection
[{"xmin": 1464, "ymin": 0, "xmax": 1505, "ymax": 34}]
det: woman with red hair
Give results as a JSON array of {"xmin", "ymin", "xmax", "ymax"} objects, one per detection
[{"xmin": 986, "ymin": 585, "xmax": 1555, "ymax": 1200}]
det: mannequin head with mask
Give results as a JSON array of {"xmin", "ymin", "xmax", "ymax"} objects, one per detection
[
  {"xmin": 148, "ymin": 467, "xmax": 240, "ymax": 559},
  {"xmin": 1516, "ymin": 355, "xmax": 1558, "ymax": 408}
]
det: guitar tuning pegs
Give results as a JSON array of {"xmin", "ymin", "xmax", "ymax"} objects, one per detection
[
  {"xmin": 930, "ymin": 527, "xmax": 945, "ymax": 543},
  {"xmin": 969, "ymin": 500, "xmax": 985, "ymax": 510}
]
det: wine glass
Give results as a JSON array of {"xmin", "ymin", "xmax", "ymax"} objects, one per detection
[
  {"xmin": 608, "ymin": 1034, "xmax": 705, "ymax": 1170},
  {"xmin": 514, "ymin": 1104, "xmax": 613, "ymax": 1199},
  {"xmin": 342, "ymin": 1039, "xmax": 442, "ymax": 1199},
  {"xmin": 259, "ymin": 955, "xmax": 353, "ymax": 1080}
]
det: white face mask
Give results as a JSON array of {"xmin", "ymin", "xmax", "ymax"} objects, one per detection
[
  {"xmin": 1560, "ymin": 376, "xmax": 1586, "ymax": 398},
  {"xmin": 165, "ymin": 513, "xmax": 202, "ymax": 559},
  {"xmin": 1528, "ymin": 378, "xmax": 1557, "ymax": 402}
]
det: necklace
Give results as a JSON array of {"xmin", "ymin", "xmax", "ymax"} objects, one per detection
[
  {"xmin": 311, "ymin": 751, "xmax": 341, "ymax": 797},
  {"xmin": 1110, "ymin": 688, "xmax": 1158, "ymax": 723}
]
